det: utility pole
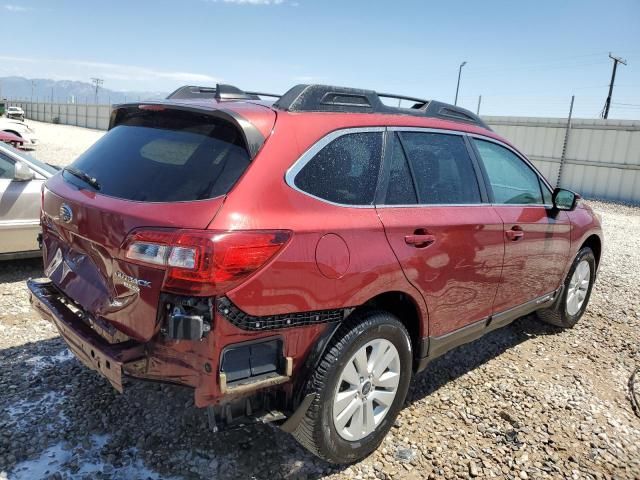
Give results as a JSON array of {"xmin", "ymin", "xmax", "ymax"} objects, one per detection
[
  {"xmin": 476, "ymin": 95, "xmax": 482, "ymax": 115},
  {"xmin": 601, "ymin": 53, "xmax": 627, "ymax": 119},
  {"xmin": 454, "ymin": 61, "xmax": 467, "ymax": 106},
  {"xmin": 91, "ymin": 77, "xmax": 104, "ymax": 104},
  {"xmin": 31, "ymin": 80, "xmax": 35, "ymax": 101}
]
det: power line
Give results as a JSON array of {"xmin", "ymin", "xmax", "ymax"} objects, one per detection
[{"xmin": 612, "ymin": 101, "xmax": 640, "ymax": 107}]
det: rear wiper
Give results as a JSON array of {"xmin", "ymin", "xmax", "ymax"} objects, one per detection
[{"xmin": 63, "ymin": 167, "xmax": 101, "ymax": 190}]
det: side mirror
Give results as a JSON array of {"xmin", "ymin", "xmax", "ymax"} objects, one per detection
[
  {"xmin": 14, "ymin": 161, "xmax": 35, "ymax": 181},
  {"xmin": 552, "ymin": 187, "xmax": 578, "ymax": 211}
]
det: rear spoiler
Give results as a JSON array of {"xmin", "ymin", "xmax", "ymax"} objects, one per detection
[{"xmin": 109, "ymin": 103, "xmax": 266, "ymax": 158}]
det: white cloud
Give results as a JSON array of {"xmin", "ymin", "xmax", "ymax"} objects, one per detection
[
  {"xmin": 3, "ymin": 4, "xmax": 32, "ymax": 11},
  {"xmin": 0, "ymin": 55, "xmax": 219, "ymax": 87}
]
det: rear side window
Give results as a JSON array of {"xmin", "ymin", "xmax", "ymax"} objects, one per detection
[
  {"xmin": 474, "ymin": 139, "xmax": 543, "ymax": 205},
  {"xmin": 384, "ymin": 134, "xmax": 417, "ymax": 205},
  {"xmin": 293, "ymin": 132, "xmax": 382, "ymax": 205},
  {"xmin": 399, "ymin": 132, "xmax": 481, "ymax": 204},
  {"xmin": 65, "ymin": 109, "xmax": 250, "ymax": 202}
]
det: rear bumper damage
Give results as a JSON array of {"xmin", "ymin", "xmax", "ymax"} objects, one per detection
[
  {"xmin": 27, "ymin": 278, "xmax": 144, "ymax": 392},
  {"xmin": 27, "ymin": 278, "xmax": 315, "ymax": 431}
]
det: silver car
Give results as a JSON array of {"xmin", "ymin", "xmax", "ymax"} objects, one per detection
[{"xmin": 0, "ymin": 143, "xmax": 57, "ymax": 259}]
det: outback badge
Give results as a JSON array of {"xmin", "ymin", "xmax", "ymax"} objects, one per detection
[{"xmin": 115, "ymin": 270, "xmax": 152, "ymax": 291}]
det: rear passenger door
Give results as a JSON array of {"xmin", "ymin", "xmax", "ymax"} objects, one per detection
[
  {"xmin": 375, "ymin": 129, "xmax": 504, "ymax": 338},
  {"xmin": 470, "ymin": 137, "xmax": 571, "ymax": 313}
]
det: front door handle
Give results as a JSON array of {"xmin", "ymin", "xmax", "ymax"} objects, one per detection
[
  {"xmin": 506, "ymin": 226, "xmax": 524, "ymax": 241},
  {"xmin": 404, "ymin": 233, "xmax": 436, "ymax": 248}
]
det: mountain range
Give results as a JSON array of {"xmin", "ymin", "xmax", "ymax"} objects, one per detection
[{"xmin": 0, "ymin": 76, "xmax": 168, "ymax": 104}]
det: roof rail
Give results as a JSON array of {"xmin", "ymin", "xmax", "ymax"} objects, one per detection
[
  {"xmin": 166, "ymin": 83, "xmax": 490, "ymax": 130},
  {"xmin": 166, "ymin": 84, "xmax": 281, "ymax": 101},
  {"xmin": 273, "ymin": 84, "xmax": 491, "ymax": 130}
]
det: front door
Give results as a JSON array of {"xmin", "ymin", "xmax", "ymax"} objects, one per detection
[
  {"xmin": 470, "ymin": 138, "xmax": 571, "ymax": 313},
  {"xmin": 376, "ymin": 130, "xmax": 504, "ymax": 337}
]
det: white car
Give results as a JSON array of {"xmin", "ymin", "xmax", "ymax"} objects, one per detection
[
  {"xmin": 6, "ymin": 106, "xmax": 25, "ymax": 121},
  {"xmin": 0, "ymin": 118, "xmax": 38, "ymax": 149},
  {"xmin": 0, "ymin": 142, "xmax": 57, "ymax": 259}
]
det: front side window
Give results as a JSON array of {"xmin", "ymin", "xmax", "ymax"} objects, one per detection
[
  {"xmin": 294, "ymin": 131, "xmax": 383, "ymax": 205},
  {"xmin": 399, "ymin": 132, "xmax": 481, "ymax": 204},
  {"xmin": 539, "ymin": 178, "xmax": 553, "ymax": 205},
  {"xmin": 474, "ymin": 139, "xmax": 543, "ymax": 205},
  {"xmin": 0, "ymin": 153, "xmax": 15, "ymax": 179}
]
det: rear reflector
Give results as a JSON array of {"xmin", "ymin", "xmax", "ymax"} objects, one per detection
[{"xmin": 123, "ymin": 229, "xmax": 291, "ymax": 296}]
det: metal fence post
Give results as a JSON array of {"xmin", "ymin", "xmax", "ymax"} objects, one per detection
[{"xmin": 556, "ymin": 95, "xmax": 575, "ymax": 188}]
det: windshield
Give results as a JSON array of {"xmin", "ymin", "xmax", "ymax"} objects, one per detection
[{"xmin": 64, "ymin": 109, "xmax": 251, "ymax": 202}]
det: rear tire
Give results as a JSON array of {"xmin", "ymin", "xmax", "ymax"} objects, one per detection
[
  {"xmin": 537, "ymin": 247, "xmax": 596, "ymax": 328},
  {"xmin": 291, "ymin": 310, "xmax": 413, "ymax": 464}
]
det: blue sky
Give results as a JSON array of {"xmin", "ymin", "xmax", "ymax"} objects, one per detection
[{"xmin": 1, "ymin": 0, "xmax": 639, "ymax": 118}]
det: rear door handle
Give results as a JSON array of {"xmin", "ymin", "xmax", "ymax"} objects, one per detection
[
  {"xmin": 506, "ymin": 226, "xmax": 524, "ymax": 241},
  {"xmin": 404, "ymin": 234, "xmax": 436, "ymax": 248}
]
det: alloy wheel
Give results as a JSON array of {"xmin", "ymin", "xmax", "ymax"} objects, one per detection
[
  {"xmin": 332, "ymin": 339, "xmax": 401, "ymax": 441},
  {"xmin": 567, "ymin": 259, "xmax": 591, "ymax": 316}
]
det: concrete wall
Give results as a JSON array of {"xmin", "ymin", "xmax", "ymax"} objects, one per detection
[
  {"xmin": 485, "ymin": 116, "xmax": 640, "ymax": 204},
  {"xmin": 10, "ymin": 100, "xmax": 111, "ymax": 130},
  {"xmin": 8, "ymin": 100, "xmax": 640, "ymax": 204}
]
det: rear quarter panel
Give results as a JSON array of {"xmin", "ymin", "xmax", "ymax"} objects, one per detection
[{"xmin": 209, "ymin": 113, "xmax": 429, "ymax": 336}]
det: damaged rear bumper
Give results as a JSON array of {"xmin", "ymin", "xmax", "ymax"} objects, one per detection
[
  {"xmin": 27, "ymin": 278, "xmax": 314, "ymax": 431},
  {"xmin": 27, "ymin": 278, "xmax": 145, "ymax": 392}
]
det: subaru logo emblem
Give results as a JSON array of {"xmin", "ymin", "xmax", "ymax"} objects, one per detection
[{"xmin": 59, "ymin": 204, "xmax": 73, "ymax": 224}]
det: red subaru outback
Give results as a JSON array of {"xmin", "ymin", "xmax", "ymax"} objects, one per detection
[{"xmin": 28, "ymin": 84, "xmax": 603, "ymax": 464}]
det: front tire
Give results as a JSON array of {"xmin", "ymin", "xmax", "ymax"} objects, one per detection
[
  {"xmin": 537, "ymin": 247, "xmax": 596, "ymax": 328},
  {"xmin": 291, "ymin": 310, "xmax": 413, "ymax": 464}
]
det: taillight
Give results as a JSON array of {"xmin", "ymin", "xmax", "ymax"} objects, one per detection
[{"xmin": 123, "ymin": 229, "xmax": 291, "ymax": 296}]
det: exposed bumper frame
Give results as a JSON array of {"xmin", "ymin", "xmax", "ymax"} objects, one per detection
[{"xmin": 27, "ymin": 279, "xmax": 144, "ymax": 392}]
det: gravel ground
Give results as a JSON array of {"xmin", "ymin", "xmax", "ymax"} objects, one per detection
[
  {"xmin": 22, "ymin": 119, "xmax": 104, "ymax": 167},
  {"xmin": 1, "ymin": 121, "xmax": 639, "ymax": 479}
]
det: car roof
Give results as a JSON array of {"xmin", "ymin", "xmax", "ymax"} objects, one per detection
[
  {"xmin": 114, "ymin": 83, "xmax": 514, "ymax": 153},
  {"xmin": 158, "ymin": 96, "xmax": 509, "ymax": 145}
]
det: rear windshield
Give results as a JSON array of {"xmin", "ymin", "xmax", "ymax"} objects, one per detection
[{"xmin": 64, "ymin": 109, "xmax": 251, "ymax": 202}]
